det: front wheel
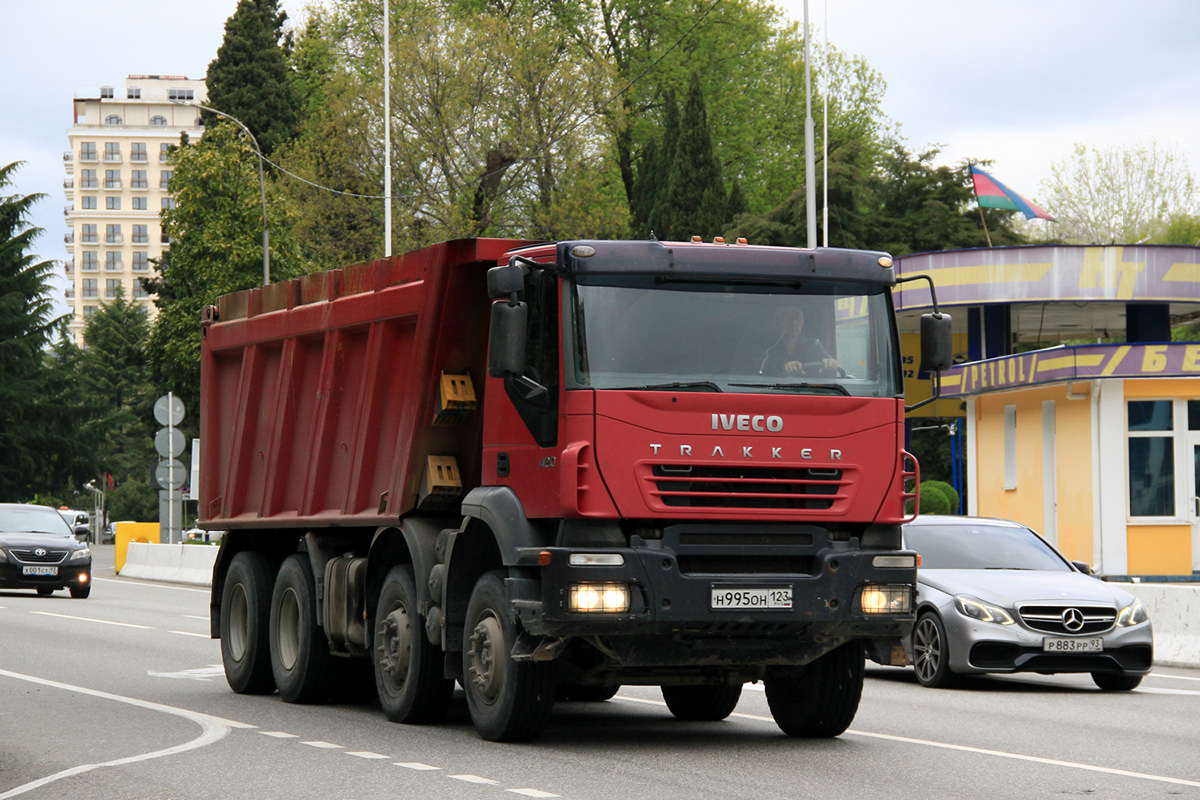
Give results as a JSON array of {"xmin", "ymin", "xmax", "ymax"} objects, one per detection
[
  {"xmin": 1092, "ymin": 671, "xmax": 1143, "ymax": 691},
  {"xmin": 912, "ymin": 612, "xmax": 959, "ymax": 688},
  {"xmin": 69, "ymin": 584, "xmax": 91, "ymax": 598},
  {"xmin": 463, "ymin": 571, "xmax": 555, "ymax": 741},
  {"xmin": 220, "ymin": 551, "xmax": 276, "ymax": 694},
  {"xmin": 764, "ymin": 640, "xmax": 864, "ymax": 737},
  {"xmin": 661, "ymin": 685, "xmax": 742, "ymax": 721},
  {"xmin": 374, "ymin": 565, "xmax": 453, "ymax": 723},
  {"xmin": 36, "ymin": 587, "xmax": 54, "ymax": 596},
  {"xmin": 270, "ymin": 554, "xmax": 333, "ymax": 703}
]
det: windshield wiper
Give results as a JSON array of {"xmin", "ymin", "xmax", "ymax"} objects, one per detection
[
  {"xmin": 628, "ymin": 381, "xmax": 723, "ymax": 393},
  {"xmin": 730, "ymin": 382, "xmax": 850, "ymax": 396}
]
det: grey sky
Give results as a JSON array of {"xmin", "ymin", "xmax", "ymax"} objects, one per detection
[{"xmin": 3, "ymin": 0, "xmax": 1198, "ymax": 317}]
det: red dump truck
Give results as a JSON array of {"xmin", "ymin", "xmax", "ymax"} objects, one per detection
[{"xmin": 202, "ymin": 236, "xmax": 950, "ymax": 741}]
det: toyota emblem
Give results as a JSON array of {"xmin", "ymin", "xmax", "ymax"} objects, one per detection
[
  {"xmin": 35, "ymin": 548, "xmax": 47, "ymax": 557},
  {"xmin": 1061, "ymin": 608, "xmax": 1085, "ymax": 632}
]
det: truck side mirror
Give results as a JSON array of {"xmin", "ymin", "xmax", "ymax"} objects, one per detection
[
  {"xmin": 487, "ymin": 263, "xmax": 525, "ymax": 300},
  {"xmin": 488, "ymin": 301, "xmax": 527, "ymax": 377},
  {"xmin": 919, "ymin": 312, "xmax": 953, "ymax": 373}
]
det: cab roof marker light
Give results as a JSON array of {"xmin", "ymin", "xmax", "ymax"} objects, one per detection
[
  {"xmin": 691, "ymin": 235, "xmax": 702, "ymax": 242},
  {"xmin": 736, "ymin": 238, "xmax": 748, "ymax": 245},
  {"xmin": 713, "ymin": 236, "xmax": 725, "ymax": 244}
]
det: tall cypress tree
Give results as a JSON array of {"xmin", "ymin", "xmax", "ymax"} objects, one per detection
[
  {"xmin": 205, "ymin": 0, "xmax": 300, "ymax": 156},
  {"xmin": 667, "ymin": 74, "xmax": 727, "ymax": 241},
  {"xmin": 645, "ymin": 90, "xmax": 681, "ymax": 239}
]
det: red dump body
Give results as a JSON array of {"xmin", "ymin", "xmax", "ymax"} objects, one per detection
[{"xmin": 200, "ymin": 238, "xmax": 531, "ymax": 530}]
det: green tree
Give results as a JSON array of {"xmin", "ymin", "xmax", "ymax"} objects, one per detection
[
  {"xmin": 205, "ymin": 0, "xmax": 301, "ymax": 156},
  {"xmin": 1039, "ymin": 140, "xmax": 1199, "ymax": 244},
  {"xmin": 0, "ymin": 162, "xmax": 79, "ymax": 498},
  {"xmin": 144, "ymin": 125, "xmax": 312, "ymax": 412},
  {"xmin": 665, "ymin": 73, "xmax": 726, "ymax": 240},
  {"xmin": 79, "ymin": 287, "xmax": 157, "ymax": 521}
]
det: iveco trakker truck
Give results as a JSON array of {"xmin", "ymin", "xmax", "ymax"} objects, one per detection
[{"xmin": 202, "ymin": 236, "xmax": 950, "ymax": 741}]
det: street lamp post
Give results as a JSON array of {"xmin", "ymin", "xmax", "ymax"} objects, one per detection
[{"xmin": 171, "ymin": 101, "xmax": 270, "ymax": 285}]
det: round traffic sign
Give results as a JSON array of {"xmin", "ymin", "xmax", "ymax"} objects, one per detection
[
  {"xmin": 154, "ymin": 394, "xmax": 185, "ymax": 427},
  {"xmin": 155, "ymin": 459, "xmax": 187, "ymax": 490},
  {"xmin": 155, "ymin": 427, "xmax": 186, "ymax": 459}
]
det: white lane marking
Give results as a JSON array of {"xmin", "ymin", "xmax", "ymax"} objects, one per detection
[
  {"xmin": 508, "ymin": 790, "xmax": 560, "ymax": 798},
  {"xmin": 1151, "ymin": 673, "xmax": 1200, "ymax": 683},
  {"xmin": 1135, "ymin": 687, "xmax": 1200, "ymax": 696},
  {"xmin": 612, "ymin": 695, "xmax": 1200, "ymax": 789},
  {"xmin": 30, "ymin": 611, "xmax": 153, "ymax": 629},
  {"xmin": 168, "ymin": 630, "xmax": 210, "ymax": 639},
  {"xmin": 183, "ymin": 615, "xmax": 210, "ymax": 621},
  {"xmin": 0, "ymin": 668, "xmax": 255, "ymax": 800},
  {"xmin": 396, "ymin": 762, "xmax": 441, "ymax": 771},
  {"xmin": 260, "ymin": 732, "xmax": 299, "ymax": 738},
  {"xmin": 147, "ymin": 666, "xmax": 225, "ymax": 681},
  {"xmin": 450, "ymin": 775, "xmax": 499, "ymax": 785},
  {"xmin": 346, "ymin": 751, "xmax": 389, "ymax": 759},
  {"xmin": 301, "ymin": 741, "xmax": 343, "ymax": 749},
  {"xmin": 94, "ymin": 577, "xmax": 209, "ymax": 593}
]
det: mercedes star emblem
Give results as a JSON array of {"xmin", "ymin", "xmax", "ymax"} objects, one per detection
[{"xmin": 1061, "ymin": 608, "xmax": 1086, "ymax": 632}]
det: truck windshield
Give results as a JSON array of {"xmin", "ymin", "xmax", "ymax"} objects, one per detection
[{"xmin": 569, "ymin": 276, "xmax": 900, "ymax": 397}]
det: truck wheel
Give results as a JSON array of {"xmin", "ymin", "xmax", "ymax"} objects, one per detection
[
  {"xmin": 661, "ymin": 685, "xmax": 742, "ymax": 721},
  {"xmin": 764, "ymin": 640, "xmax": 864, "ymax": 737},
  {"xmin": 221, "ymin": 551, "xmax": 276, "ymax": 694},
  {"xmin": 374, "ymin": 565, "xmax": 454, "ymax": 723},
  {"xmin": 270, "ymin": 554, "xmax": 333, "ymax": 703},
  {"xmin": 463, "ymin": 570, "xmax": 555, "ymax": 741}
]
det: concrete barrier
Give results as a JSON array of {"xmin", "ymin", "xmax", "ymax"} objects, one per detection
[
  {"xmin": 114, "ymin": 543, "xmax": 1199, "ymax": 669},
  {"xmin": 1119, "ymin": 583, "xmax": 1200, "ymax": 669},
  {"xmin": 119, "ymin": 542, "xmax": 218, "ymax": 586}
]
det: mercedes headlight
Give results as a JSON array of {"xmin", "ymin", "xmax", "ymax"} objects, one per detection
[
  {"xmin": 953, "ymin": 594, "xmax": 1014, "ymax": 625},
  {"xmin": 1116, "ymin": 598, "xmax": 1148, "ymax": 627}
]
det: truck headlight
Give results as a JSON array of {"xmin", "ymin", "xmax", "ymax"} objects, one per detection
[
  {"xmin": 569, "ymin": 582, "xmax": 631, "ymax": 613},
  {"xmin": 1116, "ymin": 598, "xmax": 1148, "ymax": 627},
  {"xmin": 860, "ymin": 584, "xmax": 913, "ymax": 614},
  {"xmin": 954, "ymin": 594, "xmax": 1014, "ymax": 625}
]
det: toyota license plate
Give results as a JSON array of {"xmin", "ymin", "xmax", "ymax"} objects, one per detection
[
  {"xmin": 711, "ymin": 586, "xmax": 792, "ymax": 610},
  {"xmin": 1043, "ymin": 637, "xmax": 1102, "ymax": 653},
  {"xmin": 22, "ymin": 566, "xmax": 58, "ymax": 576}
]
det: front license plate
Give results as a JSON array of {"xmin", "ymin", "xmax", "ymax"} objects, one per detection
[
  {"xmin": 711, "ymin": 586, "xmax": 792, "ymax": 610},
  {"xmin": 1043, "ymin": 637, "xmax": 1103, "ymax": 653},
  {"xmin": 22, "ymin": 566, "xmax": 57, "ymax": 576}
]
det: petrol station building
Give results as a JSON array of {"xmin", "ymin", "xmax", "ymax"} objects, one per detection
[{"xmin": 895, "ymin": 244, "xmax": 1200, "ymax": 579}]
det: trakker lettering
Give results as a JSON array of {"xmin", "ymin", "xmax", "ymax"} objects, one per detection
[
  {"xmin": 650, "ymin": 443, "xmax": 843, "ymax": 460},
  {"xmin": 711, "ymin": 413, "xmax": 784, "ymax": 432}
]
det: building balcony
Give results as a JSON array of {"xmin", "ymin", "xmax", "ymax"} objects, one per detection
[
  {"xmin": 130, "ymin": 153, "xmax": 148, "ymax": 163},
  {"xmin": 105, "ymin": 261, "xmax": 123, "ymax": 271},
  {"xmin": 64, "ymin": 232, "xmax": 74, "ymax": 244},
  {"xmin": 131, "ymin": 235, "xmax": 150, "ymax": 246},
  {"xmin": 80, "ymin": 234, "xmax": 98, "ymax": 244},
  {"xmin": 81, "ymin": 262, "xmax": 99, "ymax": 272},
  {"xmin": 78, "ymin": 179, "xmax": 98, "ymax": 189},
  {"xmin": 63, "ymin": 204, "xmax": 73, "ymax": 216},
  {"xmin": 63, "ymin": 151, "xmax": 73, "ymax": 163},
  {"xmin": 64, "ymin": 288, "xmax": 75, "ymax": 299},
  {"xmin": 78, "ymin": 152, "xmax": 99, "ymax": 163},
  {"xmin": 159, "ymin": 180, "xmax": 171, "ymax": 191},
  {"xmin": 130, "ymin": 181, "xmax": 149, "ymax": 191},
  {"xmin": 104, "ymin": 179, "xmax": 122, "ymax": 190},
  {"xmin": 106, "ymin": 233, "xmax": 124, "ymax": 245},
  {"xmin": 63, "ymin": 177, "xmax": 74, "ymax": 190},
  {"xmin": 64, "ymin": 259, "xmax": 74, "ymax": 274},
  {"xmin": 103, "ymin": 154, "xmax": 122, "ymax": 164}
]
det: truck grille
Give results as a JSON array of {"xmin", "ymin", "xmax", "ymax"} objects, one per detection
[
  {"xmin": 1018, "ymin": 605, "xmax": 1116, "ymax": 635},
  {"xmin": 11, "ymin": 548, "xmax": 69, "ymax": 565},
  {"xmin": 646, "ymin": 464, "xmax": 847, "ymax": 510},
  {"xmin": 677, "ymin": 554, "xmax": 815, "ymax": 576}
]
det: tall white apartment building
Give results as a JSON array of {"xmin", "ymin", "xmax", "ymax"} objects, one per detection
[{"xmin": 64, "ymin": 75, "xmax": 206, "ymax": 344}]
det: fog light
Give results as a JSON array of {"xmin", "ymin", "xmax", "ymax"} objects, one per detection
[
  {"xmin": 860, "ymin": 583, "xmax": 912, "ymax": 614},
  {"xmin": 569, "ymin": 582, "xmax": 630, "ymax": 613},
  {"xmin": 568, "ymin": 553, "xmax": 624, "ymax": 567},
  {"xmin": 78, "ymin": 573, "xmax": 89, "ymax": 584}
]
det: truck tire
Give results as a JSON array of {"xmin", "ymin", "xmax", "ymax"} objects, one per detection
[
  {"xmin": 374, "ymin": 565, "xmax": 454, "ymax": 723},
  {"xmin": 270, "ymin": 554, "xmax": 334, "ymax": 704},
  {"xmin": 463, "ymin": 570, "xmax": 555, "ymax": 741},
  {"xmin": 661, "ymin": 685, "xmax": 743, "ymax": 721},
  {"xmin": 220, "ymin": 551, "xmax": 276, "ymax": 694},
  {"xmin": 764, "ymin": 640, "xmax": 864, "ymax": 737}
]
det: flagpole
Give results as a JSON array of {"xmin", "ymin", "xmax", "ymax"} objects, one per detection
[{"xmin": 969, "ymin": 161, "xmax": 993, "ymax": 247}]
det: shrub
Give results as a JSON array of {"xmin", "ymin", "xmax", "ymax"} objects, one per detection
[{"xmin": 921, "ymin": 480, "xmax": 960, "ymax": 514}]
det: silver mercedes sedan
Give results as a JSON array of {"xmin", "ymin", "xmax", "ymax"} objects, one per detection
[{"xmin": 902, "ymin": 516, "xmax": 1153, "ymax": 690}]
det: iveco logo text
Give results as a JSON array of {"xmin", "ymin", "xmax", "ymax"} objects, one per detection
[{"xmin": 712, "ymin": 414, "xmax": 784, "ymax": 432}]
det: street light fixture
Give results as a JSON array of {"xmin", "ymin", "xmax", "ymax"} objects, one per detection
[{"xmin": 170, "ymin": 101, "xmax": 270, "ymax": 285}]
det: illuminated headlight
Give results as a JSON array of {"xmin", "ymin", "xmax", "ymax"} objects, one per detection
[
  {"xmin": 569, "ymin": 582, "xmax": 631, "ymax": 613},
  {"xmin": 1116, "ymin": 598, "xmax": 1148, "ymax": 627},
  {"xmin": 70, "ymin": 548, "xmax": 91, "ymax": 561},
  {"xmin": 568, "ymin": 553, "xmax": 625, "ymax": 567},
  {"xmin": 954, "ymin": 594, "xmax": 1014, "ymax": 625},
  {"xmin": 860, "ymin": 584, "xmax": 913, "ymax": 614},
  {"xmin": 872, "ymin": 555, "xmax": 916, "ymax": 569}
]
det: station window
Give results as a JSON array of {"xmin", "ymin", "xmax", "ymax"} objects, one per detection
[{"xmin": 1123, "ymin": 399, "xmax": 1200, "ymax": 519}]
